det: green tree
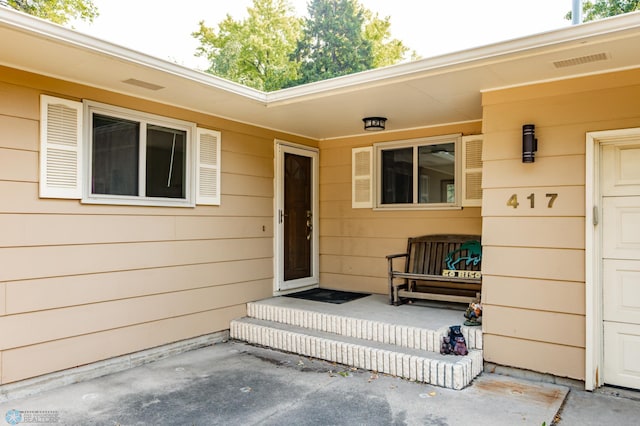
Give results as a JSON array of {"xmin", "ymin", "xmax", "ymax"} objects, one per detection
[
  {"xmin": 193, "ymin": 0, "xmax": 302, "ymax": 91},
  {"xmin": 294, "ymin": 0, "xmax": 373, "ymax": 85},
  {"xmin": 566, "ymin": 0, "xmax": 640, "ymax": 22},
  {"xmin": 0, "ymin": 0, "xmax": 98, "ymax": 24},
  {"xmin": 363, "ymin": 9, "xmax": 410, "ymax": 68}
]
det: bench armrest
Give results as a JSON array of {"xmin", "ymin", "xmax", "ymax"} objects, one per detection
[
  {"xmin": 387, "ymin": 252, "xmax": 408, "ymax": 305},
  {"xmin": 386, "ymin": 252, "xmax": 408, "ymax": 260}
]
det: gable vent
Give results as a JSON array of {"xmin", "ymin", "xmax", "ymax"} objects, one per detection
[{"xmin": 553, "ymin": 53, "xmax": 609, "ymax": 68}]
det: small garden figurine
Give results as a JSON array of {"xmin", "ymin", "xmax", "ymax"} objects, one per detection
[{"xmin": 464, "ymin": 298, "xmax": 482, "ymax": 326}]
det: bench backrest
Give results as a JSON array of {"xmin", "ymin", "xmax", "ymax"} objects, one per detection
[{"xmin": 405, "ymin": 234, "xmax": 482, "ymax": 275}]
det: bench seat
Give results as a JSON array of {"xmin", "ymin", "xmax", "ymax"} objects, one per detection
[{"xmin": 387, "ymin": 234, "xmax": 482, "ymax": 305}]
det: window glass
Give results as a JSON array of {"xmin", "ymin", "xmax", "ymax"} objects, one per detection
[
  {"xmin": 377, "ymin": 137, "xmax": 458, "ymax": 207},
  {"xmin": 92, "ymin": 114, "xmax": 139, "ymax": 196},
  {"xmin": 89, "ymin": 105, "xmax": 193, "ymax": 205},
  {"xmin": 381, "ymin": 147, "xmax": 413, "ymax": 204},
  {"xmin": 146, "ymin": 125, "xmax": 186, "ymax": 198},
  {"xmin": 418, "ymin": 142, "xmax": 455, "ymax": 204}
]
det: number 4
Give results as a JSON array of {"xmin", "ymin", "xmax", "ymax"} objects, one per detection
[{"xmin": 506, "ymin": 194, "xmax": 519, "ymax": 208}]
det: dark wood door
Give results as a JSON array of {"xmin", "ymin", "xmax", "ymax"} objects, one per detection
[{"xmin": 284, "ymin": 153, "xmax": 312, "ymax": 281}]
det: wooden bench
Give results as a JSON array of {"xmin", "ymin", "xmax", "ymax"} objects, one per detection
[{"xmin": 386, "ymin": 234, "xmax": 482, "ymax": 305}]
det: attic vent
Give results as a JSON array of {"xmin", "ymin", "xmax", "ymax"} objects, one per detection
[
  {"xmin": 122, "ymin": 78, "xmax": 165, "ymax": 91},
  {"xmin": 553, "ymin": 53, "xmax": 609, "ymax": 68}
]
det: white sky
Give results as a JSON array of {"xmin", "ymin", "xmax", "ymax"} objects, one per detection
[{"xmin": 71, "ymin": 0, "xmax": 573, "ymax": 70}]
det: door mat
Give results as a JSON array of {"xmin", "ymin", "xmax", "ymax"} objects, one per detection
[{"xmin": 284, "ymin": 288, "xmax": 370, "ymax": 304}]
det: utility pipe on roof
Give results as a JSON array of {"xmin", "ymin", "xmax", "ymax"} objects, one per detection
[{"xmin": 572, "ymin": 0, "xmax": 583, "ymax": 25}]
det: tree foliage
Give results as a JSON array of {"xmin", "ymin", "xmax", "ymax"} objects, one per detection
[
  {"xmin": 194, "ymin": 0, "xmax": 411, "ymax": 91},
  {"xmin": 294, "ymin": 0, "xmax": 373, "ymax": 84},
  {"xmin": 1, "ymin": 0, "xmax": 98, "ymax": 24},
  {"xmin": 363, "ymin": 9, "xmax": 411, "ymax": 68},
  {"xmin": 193, "ymin": 0, "xmax": 302, "ymax": 91},
  {"xmin": 566, "ymin": 0, "xmax": 640, "ymax": 22}
]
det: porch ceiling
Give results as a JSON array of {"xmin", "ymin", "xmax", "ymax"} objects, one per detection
[{"xmin": 1, "ymin": 9, "xmax": 640, "ymax": 140}]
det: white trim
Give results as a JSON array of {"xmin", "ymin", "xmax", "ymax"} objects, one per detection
[
  {"xmin": 3, "ymin": 7, "xmax": 640, "ymax": 106},
  {"xmin": 82, "ymin": 100, "xmax": 197, "ymax": 207},
  {"xmin": 265, "ymin": 14, "xmax": 640, "ymax": 105},
  {"xmin": 373, "ymin": 134, "xmax": 461, "ymax": 209},
  {"xmin": 585, "ymin": 126, "xmax": 640, "ymax": 390},
  {"xmin": 274, "ymin": 141, "xmax": 320, "ymax": 294}
]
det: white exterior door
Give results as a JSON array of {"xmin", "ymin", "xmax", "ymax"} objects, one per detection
[
  {"xmin": 601, "ymin": 140, "xmax": 640, "ymax": 389},
  {"xmin": 275, "ymin": 141, "xmax": 319, "ymax": 293}
]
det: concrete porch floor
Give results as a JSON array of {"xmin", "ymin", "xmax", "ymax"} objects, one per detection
[{"xmin": 259, "ymin": 293, "xmax": 471, "ymax": 331}]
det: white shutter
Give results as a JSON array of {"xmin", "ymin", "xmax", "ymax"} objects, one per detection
[
  {"xmin": 39, "ymin": 95, "xmax": 82, "ymax": 199},
  {"xmin": 196, "ymin": 128, "xmax": 221, "ymax": 205},
  {"xmin": 352, "ymin": 146, "xmax": 373, "ymax": 208},
  {"xmin": 461, "ymin": 135, "xmax": 483, "ymax": 207}
]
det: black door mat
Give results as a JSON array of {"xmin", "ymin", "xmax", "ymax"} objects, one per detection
[{"xmin": 284, "ymin": 288, "xmax": 370, "ymax": 304}]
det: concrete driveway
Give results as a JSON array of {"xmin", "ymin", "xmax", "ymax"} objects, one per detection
[{"xmin": 0, "ymin": 341, "xmax": 638, "ymax": 425}]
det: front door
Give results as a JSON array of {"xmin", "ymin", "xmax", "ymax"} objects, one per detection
[
  {"xmin": 275, "ymin": 142, "xmax": 318, "ymax": 292},
  {"xmin": 601, "ymin": 138, "xmax": 640, "ymax": 389}
]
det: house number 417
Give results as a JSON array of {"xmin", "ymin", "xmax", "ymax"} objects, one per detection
[{"xmin": 506, "ymin": 193, "xmax": 558, "ymax": 209}]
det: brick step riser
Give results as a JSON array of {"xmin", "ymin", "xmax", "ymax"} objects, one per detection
[
  {"xmin": 247, "ymin": 302, "xmax": 482, "ymax": 351},
  {"xmin": 231, "ymin": 320, "xmax": 483, "ymax": 390}
]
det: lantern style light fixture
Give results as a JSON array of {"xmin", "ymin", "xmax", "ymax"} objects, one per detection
[
  {"xmin": 522, "ymin": 123, "xmax": 538, "ymax": 163},
  {"xmin": 363, "ymin": 116, "xmax": 387, "ymax": 131}
]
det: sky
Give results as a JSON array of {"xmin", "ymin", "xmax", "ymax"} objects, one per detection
[{"xmin": 70, "ymin": 0, "xmax": 573, "ymax": 71}]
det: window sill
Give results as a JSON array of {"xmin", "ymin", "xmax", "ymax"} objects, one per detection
[
  {"xmin": 82, "ymin": 195, "xmax": 195, "ymax": 208},
  {"xmin": 373, "ymin": 205, "xmax": 464, "ymax": 212}
]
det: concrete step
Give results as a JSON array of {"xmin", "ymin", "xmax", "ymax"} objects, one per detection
[
  {"xmin": 231, "ymin": 317, "xmax": 483, "ymax": 390},
  {"xmin": 246, "ymin": 299, "xmax": 483, "ymax": 352}
]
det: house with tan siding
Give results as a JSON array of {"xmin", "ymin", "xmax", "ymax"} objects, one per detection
[{"xmin": 1, "ymin": 8, "xmax": 639, "ymax": 393}]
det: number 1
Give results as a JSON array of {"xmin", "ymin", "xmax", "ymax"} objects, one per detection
[{"xmin": 526, "ymin": 193, "xmax": 535, "ymax": 208}]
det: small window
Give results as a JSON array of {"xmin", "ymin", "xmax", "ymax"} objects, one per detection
[
  {"xmin": 375, "ymin": 135, "xmax": 460, "ymax": 209},
  {"xmin": 85, "ymin": 102, "xmax": 195, "ymax": 206}
]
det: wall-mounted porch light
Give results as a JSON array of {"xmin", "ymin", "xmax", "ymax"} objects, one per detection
[
  {"xmin": 363, "ymin": 117, "xmax": 387, "ymax": 131},
  {"xmin": 522, "ymin": 124, "xmax": 537, "ymax": 163}
]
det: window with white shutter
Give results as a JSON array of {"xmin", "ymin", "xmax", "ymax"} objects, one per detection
[
  {"xmin": 40, "ymin": 96, "xmax": 222, "ymax": 207},
  {"xmin": 461, "ymin": 135, "xmax": 483, "ymax": 207},
  {"xmin": 40, "ymin": 95, "xmax": 82, "ymax": 199},
  {"xmin": 352, "ymin": 147, "xmax": 373, "ymax": 208},
  {"xmin": 373, "ymin": 134, "xmax": 461, "ymax": 209},
  {"xmin": 196, "ymin": 128, "xmax": 221, "ymax": 205}
]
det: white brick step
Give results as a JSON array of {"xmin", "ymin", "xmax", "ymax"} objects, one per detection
[
  {"xmin": 231, "ymin": 317, "xmax": 482, "ymax": 390},
  {"xmin": 246, "ymin": 300, "xmax": 482, "ymax": 352}
]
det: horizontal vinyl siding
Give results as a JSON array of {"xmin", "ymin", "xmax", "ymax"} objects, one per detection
[
  {"xmin": 0, "ymin": 70, "xmax": 314, "ymax": 384},
  {"xmin": 318, "ymin": 122, "xmax": 483, "ymax": 294},
  {"xmin": 481, "ymin": 68, "xmax": 640, "ymax": 380},
  {"xmin": 6, "ymin": 259, "xmax": 273, "ymax": 314},
  {"xmin": 483, "ymin": 276, "xmax": 584, "ymax": 315},
  {"xmin": 1, "ymin": 305, "xmax": 246, "ymax": 384},
  {"xmin": 484, "ymin": 334, "xmax": 585, "ymax": 380},
  {"xmin": 0, "ymin": 181, "xmax": 273, "ymax": 216}
]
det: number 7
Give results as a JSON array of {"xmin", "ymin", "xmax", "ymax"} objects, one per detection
[{"xmin": 546, "ymin": 193, "xmax": 558, "ymax": 208}]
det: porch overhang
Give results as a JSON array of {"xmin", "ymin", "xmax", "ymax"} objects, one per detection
[{"xmin": 1, "ymin": 8, "xmax": 639, "ymax": 139}]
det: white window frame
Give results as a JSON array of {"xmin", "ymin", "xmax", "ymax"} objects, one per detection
[
  {"xmin": 83, "ymin": 100, "xmax": 197, "ymax": 207},
  {"xmin": 374, "ymin": 134, "xmax": 462, "ymax": 210}
]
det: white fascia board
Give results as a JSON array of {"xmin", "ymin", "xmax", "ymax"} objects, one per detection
[
  {"xmin": 2, "ymin": 7, "xmax": 639, "ymax": 108},
  {"xmin": 266, "ymin": 11, "xmax": 640, "ymax": 105},
  {"xmin": 0, "ymin": 7, "xmax": 267, "ymax": 103}
]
